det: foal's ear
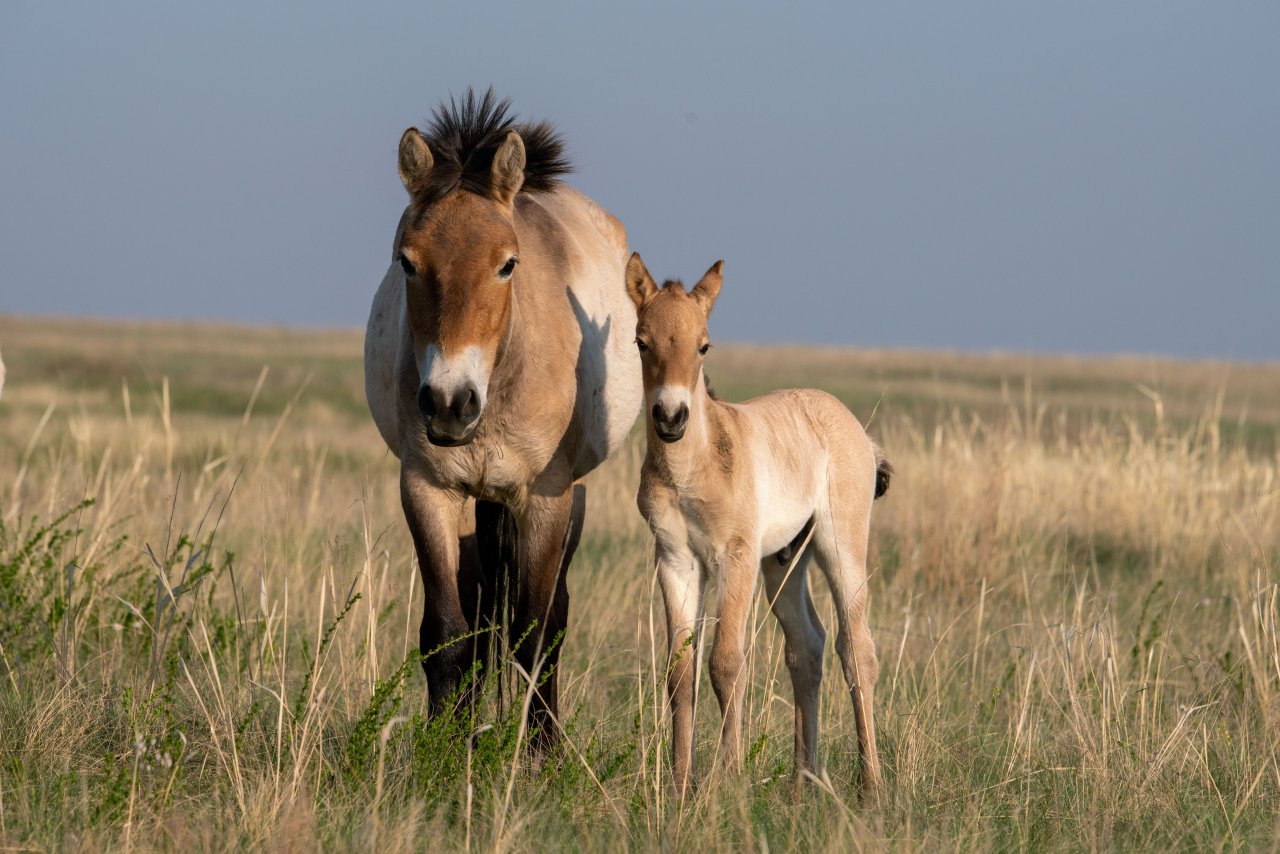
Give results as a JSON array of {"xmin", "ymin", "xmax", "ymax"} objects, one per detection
[
  {"xmin": 625, "ymin": 252, "xmax": 659, "ymax": 311},
  {"xmin": 690, "ymin": 260, "xmax": 724, "ymax": 316},
  {"xmin": 398, "ymin": 128, "xmax": 434, "ymax": 197},
  {"xmin": 490, "ymin": 131, "xmax": 526, "ymax": 206}
]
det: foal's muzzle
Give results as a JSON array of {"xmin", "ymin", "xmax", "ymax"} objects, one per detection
[
  {"xmin": 419, "ymin": 382, "xmax": 482, "ymax": 446},
  {"xmin": 652, "ymin": 401, "xmax": 689, "ymax": 443}
]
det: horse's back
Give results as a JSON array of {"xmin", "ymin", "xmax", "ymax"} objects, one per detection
[
  {"xmin": 734, "ymin": 389, "xmax": 880, "ymax": 516},
  {"xmin": 530, "ymin": 187, "xmax": 628, "ymax": 259}
]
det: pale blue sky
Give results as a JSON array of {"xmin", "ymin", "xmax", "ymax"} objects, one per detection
[{"xmin": 1, "ymin": 2, "xmax": 1276, "ymax": 358}]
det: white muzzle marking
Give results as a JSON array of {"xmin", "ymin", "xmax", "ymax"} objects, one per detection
[
  {"xmin": 419, "ymin": 344, "xmax": 490, "ymax": 413},
  {"xmin": 650, "ymin": 384, "xmax": 691, "ymax": 419}
]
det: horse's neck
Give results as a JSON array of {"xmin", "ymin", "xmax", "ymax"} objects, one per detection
[{"xmin": 486, "ymin": 207, "xmax": 560, "ymax": 399}]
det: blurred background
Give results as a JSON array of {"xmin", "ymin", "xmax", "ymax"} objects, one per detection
[{"xmin": 1, "ymin": 1, "xmax": 1277, "ymax": 358}]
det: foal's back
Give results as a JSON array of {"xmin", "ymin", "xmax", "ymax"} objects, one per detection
[{"xmin": 727, "ymin": 388, "xmax": 881, "ymax": 549}]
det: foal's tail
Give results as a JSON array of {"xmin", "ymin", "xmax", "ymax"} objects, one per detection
[{"xmin": 872, "ymin": 443, "xmax": 893, "ymax": 500}]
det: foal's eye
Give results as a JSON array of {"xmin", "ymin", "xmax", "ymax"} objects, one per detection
[
  {"xmin": 635, "ymin": 339, "xmax": 649, "ymax": 353},
  {"xmin": 699, "ymin": 342, "xmax": 712, "ymax": 355},
  {"xmin": 498, "ymin": 257, "xmax": 518, "ymax": 279},
  {"xmin": 398, "ymin": 253, "xmax": 416, "ymax": 278}
]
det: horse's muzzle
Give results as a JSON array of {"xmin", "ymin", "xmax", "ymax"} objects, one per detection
[
  {"xmin": 420, "ymin": 383, "xmax": 482, "ymax": 446},
  {"xmin": 652, "ymin": 402, "xmax": 688, "ymax": 443},
  {"xmin": 425, "ymin": 418, "xmax": 479, "ymax": 446}
]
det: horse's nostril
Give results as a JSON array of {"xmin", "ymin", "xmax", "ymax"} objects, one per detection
[
  {"xmin": 652, "ymin": 401, "xmax": 688, "ymax": 433},
  {"xmin": 456, "ymin": 384, "xmax": 480, "ymax": 420},
  {"xmin": 417, "ymin": 385, "xmax": 436, "ymax": 419}
]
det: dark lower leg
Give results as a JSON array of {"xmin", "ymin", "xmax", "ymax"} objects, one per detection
[{"xmin": 513, "ymin": 483, "xmax": 585, "ymax": 750}]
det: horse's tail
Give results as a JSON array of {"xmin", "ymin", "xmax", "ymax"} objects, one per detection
[{"xmin": 872, "ymin": 443, "xmax": 892, "ymax": 500}]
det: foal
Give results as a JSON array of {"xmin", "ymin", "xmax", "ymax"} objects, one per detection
[{"xmin": 626, "ymin": 253, "xmax": 889, "ymax": 795}]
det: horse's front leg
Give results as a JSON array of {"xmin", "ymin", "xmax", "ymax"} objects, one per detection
[
  {"xmin": 400, "ymin": 464, "xmax": 470, "ymax": 716},
  {"xmin": 512, "ymin": 480, "xmax": 586, "ymax": 750},
  {"xmin": 708, "ymin": 535, "xmax": 760, "ymax": 771},
  {"xmin": 656, "ymin": 540, "xmax": 703, "ymax": 794}
]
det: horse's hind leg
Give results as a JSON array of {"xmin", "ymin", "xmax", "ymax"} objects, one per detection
[
  {"xmin": 475, "ymin": 502, "xmax": 518, "ymax": 636},
  {"xmin": 513, "ymin": 481, "xmax": 587, "ymax": 750},
  {"xmin": 761, "ymin": 550, "xmax": 826, "ymax": 776},
  {"xmin": 812, "ymin": 508, "xmax": 882, "ymax": 796},
  {"xmin": 464, "ymin": 499, "xmax": 518, "ymax": 698}
]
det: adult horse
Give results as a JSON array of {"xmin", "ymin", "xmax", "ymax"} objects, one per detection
[{"xmin": 365, "ymin": 90, "xmax": 641, "ymax": 744}]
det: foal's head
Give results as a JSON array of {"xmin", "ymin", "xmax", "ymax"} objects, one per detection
[
  {"xmin": 625, "ymin": 253, "xmax": 723, "ymax": 443},
  {"xmin": 394, "ymin": 91, "xmax": 569, "ymax": 446}
]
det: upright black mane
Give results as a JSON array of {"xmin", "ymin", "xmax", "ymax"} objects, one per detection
[{"xmin": 417, "ymin": 88, "xmax": 572, "ymax": 200}]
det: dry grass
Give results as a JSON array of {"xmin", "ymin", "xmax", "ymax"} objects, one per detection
[{"xmin": 0, "ymin": 313, "xmax": 1277, "ymax": 851}]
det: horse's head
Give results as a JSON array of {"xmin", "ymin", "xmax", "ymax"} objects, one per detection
[
  {"xmin": 394, "ymin": 127, "xmax": 525, "ymax": 446},
  {"xmin": 625, "ymin": 253, "xmax": 723, "ymax": 443}
]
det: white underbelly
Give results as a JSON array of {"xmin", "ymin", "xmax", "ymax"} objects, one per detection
[{"xmin": 754, "ymin": 446, "xmax": 825, "ymax": 555}]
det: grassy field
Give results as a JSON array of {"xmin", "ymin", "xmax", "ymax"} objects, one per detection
[{"xmin": 0, "ymin": 313, "xmax": 1278, "ymax": 851}]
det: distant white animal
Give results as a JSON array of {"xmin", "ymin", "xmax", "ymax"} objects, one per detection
[{"xmin": 0, "ymin": 347, "xmax": 5, "ymax": 399}]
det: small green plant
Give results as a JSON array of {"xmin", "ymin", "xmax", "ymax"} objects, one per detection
[{"xmin": 0, "ymin": 498, "xmax": 94, "ymax": 677}]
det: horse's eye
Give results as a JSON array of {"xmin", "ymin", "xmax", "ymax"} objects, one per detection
[
  {"xmin": 635, "ymin": 339, "xmax": 649, "ymax": 353},
  {"xmin": 398, "ymin": 253, "xmax": 416, "ymax": 278},
  {"xmin": 699, "ymin": 342, "xmax": 712, "ymax": 355},
  {"xmin": 499, "ymin": 257, "xmax": 518, "ymax": 279}
]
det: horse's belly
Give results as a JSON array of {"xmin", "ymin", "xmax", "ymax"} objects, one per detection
[{"xmin": 753, "ymin": 448, "xmax": 823, "ymax": 555}]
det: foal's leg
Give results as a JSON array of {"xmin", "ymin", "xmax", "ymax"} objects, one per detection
[
  {"xmin": 762, "ymin": 552, "xmax": 826, "ymax": 776},
  {"xmin": 657, "ymin": 541, "xmax": 703, "ymax": 794},
  {"xmin": 512, "ymin": 481, "xmax": 587, "ymax": 750},
  {"xmin": 812, "ymin": 511, "xmax": 882, "ymax": 795},
  {"xmin": 708, "ymin": 537, "xmax": 760, "ymax": 770}
]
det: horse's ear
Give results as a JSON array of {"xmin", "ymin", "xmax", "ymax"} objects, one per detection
[
  {"xmin": 691, "ymin": 260, "xmax": 723, "ymax": 316},
  {"xmin": 491, "ymin": 131, "xmax": 526, "ymax": 206},
  {"xmin": 398, "ymin": 128, "xmax": 434, "ymax": 197},
  {"xmin": 626, "ymin": 252, "xmax": 659, "ymax": 311}
]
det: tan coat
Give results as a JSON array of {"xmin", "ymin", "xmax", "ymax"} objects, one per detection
[
  {"xmin": 627, "ymin": 253, "xmax": 885, "ymax": 796},
  {"xmin": 363, "ymin": 93, "xmax": 642, "ymax": 742}
]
